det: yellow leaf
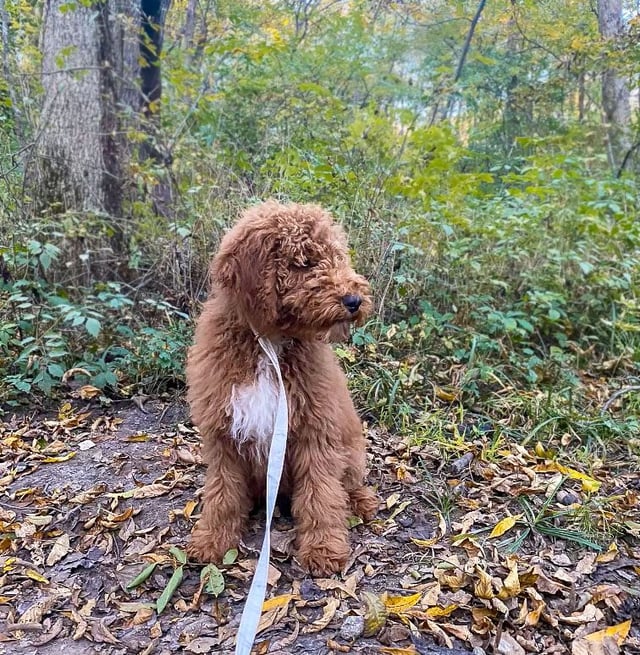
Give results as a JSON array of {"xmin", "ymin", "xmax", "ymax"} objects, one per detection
[
  {"xmin": 585, "ymin": 620, "xmax": 631, "ymax": 645},
  {"xmin": 536, "ymin": 462, "xmax": 601, "ymax": 492},
  {"xmin": 383, "ymin": 592, "xmax": 422, "ymax": 615},
  {"xmin": 362, "ymin": 591, "xmax": 388, "ymax": 636},
  {"xmin": 125, "ymin": 434, "xmax": 151, "ymax": 442},
  {"xmin": 489, "ymin": 514, "xmax": 522, "ymax": 538},
  {"xmin": 385, "ymin": 492, "xmax": 401, "ymax": 509},
  {"xmin": 474, "ymin": 567, "xmax": 494, "ymax": 599},
  {"xmin": 411, "ymin": 536, "xmax": 439, "ymax": 547},
  {"xmin": 262, "ymin": 594, "xmax": 295, "ymax": 612},
  {"xmin": 498, "ymin": 561, "xmax": 521, "ymax": 599},
  {"xmin": 183, "ymin": 500, "xmax": 198, "ymax": 519},
  {"xmin": 596, "ymin": 542, "xmax": 619, "ymax": 564},
  {"xmin": 379, "ymin": 649, "xmax": 418, "ymax": 655},
  {"xmin": 434, "ymin": 386, "xmax": 458, "ymax": 402},
  {"xmin": 42, "ymin": 452, "xmax": 76, "ymax": 464},
  {"xmin": 26, "ymin": 569, "xmax": 49, "ymax": 584},
  {"xmin": 425, "ymin": 604, "xmax": 458, "ymax": 619}
]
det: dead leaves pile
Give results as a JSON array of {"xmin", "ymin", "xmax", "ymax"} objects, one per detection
[{"xmin": 0, "ymin": 403, "xmax": 639, "ymax": 655}]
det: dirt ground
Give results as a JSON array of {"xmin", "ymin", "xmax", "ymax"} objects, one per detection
[{"xmin": 1, "ymin": 398, "xmax": 639, "ymax": 655}]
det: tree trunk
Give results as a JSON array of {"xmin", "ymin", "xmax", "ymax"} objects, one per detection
[
  {"xmin": 30, "ymin": 0, "xmax": 138, "ymax": 219},
  {"xmin": 26, "ymin": 0, "xmax": 172, "ymax": 278},
  {"xmin": 597, "ymin": 0, "xmax": 632, "ymax": 172}
]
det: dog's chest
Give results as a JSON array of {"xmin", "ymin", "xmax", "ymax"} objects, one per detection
[{"xmin": 228, "ymin": 355, "xmax": 279, "ymax": 459}]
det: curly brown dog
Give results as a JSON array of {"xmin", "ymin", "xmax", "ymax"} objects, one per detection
[{"xmin": 186, "ymin": 200, "xmax": 378, "ymax": 575}]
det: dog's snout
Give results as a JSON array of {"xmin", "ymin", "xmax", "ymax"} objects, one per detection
[{"xmin": 342, "ymin": 294, "xmax": 362, "ymax": 314}]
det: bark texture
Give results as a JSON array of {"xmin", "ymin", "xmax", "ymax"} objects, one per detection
[
  {"xmin": 31, "ymin": 0, "xmax": 139, "ymax": 216},
  {"xmin": 597, "ymin": 0, "xmax": 631, "ymax": 171}
]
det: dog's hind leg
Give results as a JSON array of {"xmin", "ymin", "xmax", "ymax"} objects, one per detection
[{"xmin": 187, "ymin": 438, "xmax": 252, "ymax": 563}]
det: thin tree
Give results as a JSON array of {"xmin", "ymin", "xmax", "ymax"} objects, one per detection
[{"xmin": 597, "ymin": 0, "xmax": 632, "ymax": 172}]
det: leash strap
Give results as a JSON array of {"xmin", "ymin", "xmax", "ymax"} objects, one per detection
[{"xmin": 234, "ymin": 336, "xmax": 289, "ymax": 655}]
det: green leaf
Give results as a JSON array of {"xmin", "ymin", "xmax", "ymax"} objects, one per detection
[
  {"xmin": 47, "ymin": 363, "xmax": 65, "ymax": 379},
  {"xmin": 222, "ymin": 548, "xmax": 238, "ymax": 565},
  {"xmin": 85, "ymin": 317, "xmax": 101, "ymax": 337},
  {"xmin": 169, "ymin": 546, "xmax": 187, "ymax": 565},
  {"xmin": 200, "ymin": 563, "xmax": 225, "ymax": 597},
  {"xmin": 126, "ymin": 562, "xmax": 158, "ymax": 590},
  {"xmin": 156, "ymin": 566, "xmax": 184, "ymax": 614}
]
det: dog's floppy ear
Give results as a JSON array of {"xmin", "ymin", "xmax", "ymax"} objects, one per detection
[{"xmin": 211, "ymin": 225, "xmax": 278, "ymax": 328}]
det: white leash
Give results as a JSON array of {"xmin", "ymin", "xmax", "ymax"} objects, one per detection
[{"xmin": 234, "ymin": 335, "xmax": 289, "ymax": 655}]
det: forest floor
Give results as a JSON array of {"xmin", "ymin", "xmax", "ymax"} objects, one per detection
[{"xmin": 1, "ymin": 395, "xmax": 639, "ymax": 655}]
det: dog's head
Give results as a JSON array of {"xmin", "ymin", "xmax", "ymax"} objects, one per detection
[{"xmin": 211, "ymin": 201, "xmax": 372, "ymax": 339}]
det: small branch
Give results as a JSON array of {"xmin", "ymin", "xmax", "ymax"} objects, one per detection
[
  {"xmin": 616, "ymin": 139, "xmax": 640, "ymax": 177},
  {"xmin": 601, "ymin": 385, "xmax": 640, "ymax": 414}
]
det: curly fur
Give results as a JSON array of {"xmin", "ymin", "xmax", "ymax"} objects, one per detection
[{"xmin": 186, "ymin": 200, "xmax": 379, "ymax": 575}]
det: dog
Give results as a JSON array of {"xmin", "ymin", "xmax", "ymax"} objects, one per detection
[{"xmin": 186, "ymin": 200, "xmax": 378, "ymax": 575}]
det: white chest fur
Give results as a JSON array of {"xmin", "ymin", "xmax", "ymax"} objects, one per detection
[{"xmin": 228, "ymin": 355, "xmax": 279, "ymax": 460}]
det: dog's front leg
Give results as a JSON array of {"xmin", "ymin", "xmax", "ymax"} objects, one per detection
[
  {"xmin": 290, "ymin": 444, "xmax": 350, "ymax": 575},
  {"xmin": 187, "ymin": 439, "xmax": 251, "ymax": 563}
]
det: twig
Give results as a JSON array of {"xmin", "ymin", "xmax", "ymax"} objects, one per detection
[{"xmin": 601, "ymin": 385, "xmax": 640, "ymax": 415}]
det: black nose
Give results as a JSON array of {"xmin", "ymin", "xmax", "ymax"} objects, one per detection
[{"xmin": 342, "ymin": 294, "xmax": 362, "ymax": 314}]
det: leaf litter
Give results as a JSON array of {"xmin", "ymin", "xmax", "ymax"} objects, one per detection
[{"xmin": 0, "ymin": 399, "xmax": 639, "ymax": 654}]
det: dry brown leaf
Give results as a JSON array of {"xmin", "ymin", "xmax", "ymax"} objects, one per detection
[
  {"xmin": 596, "ymin": 542, "xmax": 619, "ymax": 564},
  {"xmin": 441, "ymin": 622, "xmax": 472, "ymax": 642},
  {"xmin": 559, "ymin": 604, "xmax": 604, "ymax": 625},
  {"xmin": 77, "ymin": 385, "xmax": 101, "ymax": 399},
  {"xmin": 46, "ymin": 533, "xmax": 70, "ymax": 567},
  {"xmin": 474, "ymin": 566, "xmax": 494, "ymax": 599},
  {"xmin": 301, "ymin": 597, "xmax": 339, "ymax": 634},
  {"xmin": 579, "ymin": 618, "xmax": 631, "ymax": 654},
  {"xmin": 425, "ymin": 618, "xmax": 453, "ymax": 648},
  {"xmin": 379, "ymin": 648, "xmax": 419, "ymax": 655},
  {"xmin": 185, "ymin": 637, "xmax": 219, "ymax": 653},
  {"xmin": 316, "ymin": 577, "xmax": 358, "ymax": 599},
  {"xmin": 497, "ymin": 632, "xmax": 525, "ymax": 655},
  {"xmin": 90, "ymin": 619, "xmax": 119, "ymax": 644},
  {"xmin": 498, "ymin": 559, "xmax": 521, "ymax": 599}
]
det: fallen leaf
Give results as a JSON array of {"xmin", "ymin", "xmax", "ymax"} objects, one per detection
[
  {"xmin": 383, "ymin": 592, "xmax": 422, "ymax": 615},
  {"xmin": 301, "ymin": 597, "xmax": 340, "ymax": 633},
  {"xmin": 185, "ymin": 637, "xmax": 219, "ymax": 653},
  {"xmin": 584, "ymin": 620, "xmax": 631, "ymax": 645},
  {"xmin": 25, "ymin": 569, "xmax": 49, "ymax": 584},
  {"xmin": 42, "ymin": 452, "xmax": 76, "ymax": 463},
  {"xmin": 490, "ymin": 514, "xmax": 523, "ymax": 538},
  {"xmin": 474, "ymin": 567, "xmax": 494, "ymax": 600},
  {"xmin": 362, "ymin": 591, "xmax": 388, "ymax": 636},
  {"xmin": 262, "ymin": 594, "xmax": 296, "ymax": 612},
  {"xmin": 46, "ymin": 533, "xmax": 70, "ymax": 567},
  {"xmin": 424, "ymin": 604, "xmax": 458, "ymax": 619},
  {"xmin": 596, "ymin": 542, "xmax": 619, "ymax": 564},
  {"xmin": 498, "ymin": 632, "xmax": 525, "ymax": 655},
  {"xmin": 156, "ymin": 566, "xmax": 184, "ymax": 614}
]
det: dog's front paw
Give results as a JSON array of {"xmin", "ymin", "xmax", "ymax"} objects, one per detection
[
  {"xmin": 296, "ymin": 534, "xmax": 350, "ymax": 576},
  {"xmin": 350, "ymin": 486, "xmax": 379, "ymax": 522},
  {"xmin": 187, "ymin": 526, "xmax": 239, "ymax": 563}
]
